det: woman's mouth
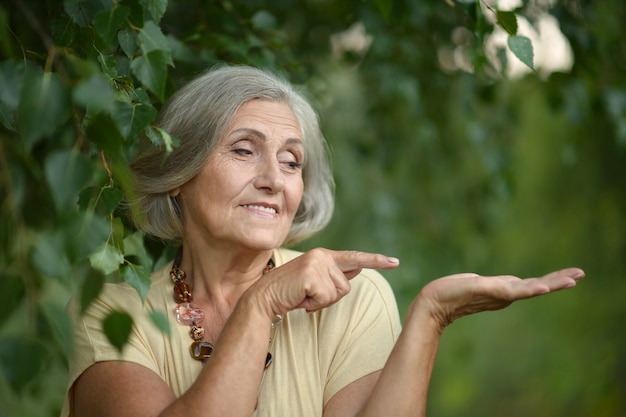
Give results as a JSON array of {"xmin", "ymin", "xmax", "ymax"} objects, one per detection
[{"xmin": 242, "ymin": 204, "xmax": 278, "ymax": 214}]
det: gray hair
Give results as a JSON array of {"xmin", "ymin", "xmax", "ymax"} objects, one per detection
[{"xmin": 129, "ymin": 65, "xmax": 335, "ymax": 246}]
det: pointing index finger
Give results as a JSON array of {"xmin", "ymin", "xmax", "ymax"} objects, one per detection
[{"xmin": 335, "ymin": 250, "xmax": 400, "ymax": 275}]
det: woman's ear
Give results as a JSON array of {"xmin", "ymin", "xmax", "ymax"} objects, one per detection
[{"xmin": 169, "ymin": 187, "xmax": 181, "ymax": 197}]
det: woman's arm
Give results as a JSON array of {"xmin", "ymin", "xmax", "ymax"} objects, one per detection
[
  {"xmin": 324, "ymin": 268, "xmax": 585, "ymax": 417},
  {"xmin": 72, "ymin": 295, "xmax": 275, "ymax": 417},
  {"xmin": 322, "ymin": 301, "xmax": 440, "ymax": 417}
]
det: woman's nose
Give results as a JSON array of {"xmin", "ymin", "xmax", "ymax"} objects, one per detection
[{"xmin": 254, "ymin": 157, "xmax": 285, "ymax": 192}]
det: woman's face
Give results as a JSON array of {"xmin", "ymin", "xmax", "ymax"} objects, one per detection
[{"xmin": 175, "ymin": 99, "xmax": 305, "ymax": 252}]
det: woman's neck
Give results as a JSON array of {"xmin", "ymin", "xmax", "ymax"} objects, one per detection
[{"xmin": 177, "ymin": 242, "xmax": 274, "ymax": 307}]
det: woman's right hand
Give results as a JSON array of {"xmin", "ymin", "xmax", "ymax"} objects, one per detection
[
  {"xmin": 246, "ymin": 248, "xmax": 400, "ymax": 318},
  {"xmin": 410, "ymin": 267, "xmax": 585, "ymax": 332}
]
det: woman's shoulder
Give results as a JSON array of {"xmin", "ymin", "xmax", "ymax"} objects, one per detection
[
  {"xmin": 354, "ymin": 266, "xmax": 395, "ymax": 297},
  {"xmin": 67, "ymin": 261, "xmax": 173, "ymax": 317},
  {"xmin": 107, "ymin": 261, "xmax": 171, "ymax": 301}
]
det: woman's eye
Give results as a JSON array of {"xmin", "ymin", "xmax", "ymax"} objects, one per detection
[
  {"xmin": 234, "ymin": 148, "xmax": 253, "ymax": 156},
  {"xmin": 280, "ymin": 158, "xmax": 303, "ymax": 172},
  {"xmin": 280, "ymin": 151, "xmax": 303, "ymax": 171}
]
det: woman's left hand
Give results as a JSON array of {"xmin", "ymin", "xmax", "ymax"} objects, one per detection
[{"xmin": 410, "ymin": 267, "xmax": 585, "ymax": 331}]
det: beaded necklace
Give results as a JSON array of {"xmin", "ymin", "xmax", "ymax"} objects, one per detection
[{"xmin": 170, "ymin": 249, "xmax": 280, "ymax": 365}]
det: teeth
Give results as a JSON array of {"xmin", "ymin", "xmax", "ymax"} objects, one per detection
[{"xmin": 244, "ymin": 205, "xmax": 277, "ymax": 214}]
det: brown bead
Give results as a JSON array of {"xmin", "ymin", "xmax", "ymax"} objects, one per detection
[
  {"xmin": 190, "ymin": 341, "xmax": 214, "ymax": 361},
  {"xmin": 170, "ymin": 267, "xmax": 186, "ymax": 284},
  {"xmin": 173, "ymin": 282, "xmax": 192, "ymax": 302},
  {"xmin": 263, "ymin": 259, "xmax": 275, "ymax": 275},
  {"xmin": 189, "ymin": 324, "xmax": 205, "ymax": 340}
]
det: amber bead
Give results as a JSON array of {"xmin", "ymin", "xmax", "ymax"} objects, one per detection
[
  {"xmin": 174, "ymin": 282, "xmax": 192, "ymax": 302},
  {"xmin": 170, "ymin": 267, "xmax": 186, "ymax": 284},
  {"xmin": 189, "ymin": 324, "xmax": 205, "ymax": 340},
  {"xmin": 190, "ymin": 341, "xmax": 214, "ymax": 361}
]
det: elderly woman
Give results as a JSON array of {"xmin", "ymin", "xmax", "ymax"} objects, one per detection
[{"xmin": 62, "ymin": 65, "xmax": 584, "ymax": 417}]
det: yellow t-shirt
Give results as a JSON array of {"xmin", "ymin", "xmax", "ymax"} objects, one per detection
[{"xmin": 62, "ymin": 248, "xmax": 401, "ymax": 416}]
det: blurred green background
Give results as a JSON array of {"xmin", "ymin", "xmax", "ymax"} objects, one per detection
[{"xmin": 1, "ymin": 0, "xmax": 625, "ymax": 416}]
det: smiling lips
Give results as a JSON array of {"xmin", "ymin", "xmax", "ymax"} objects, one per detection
[{"xmin": 242, "ymin": 204, "xmax": 278, "ymax": 215}]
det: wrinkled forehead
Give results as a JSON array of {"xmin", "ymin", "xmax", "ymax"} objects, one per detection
[{"xmin": 228, "ymin": 99, "xmax": 302, "ymax": 136}]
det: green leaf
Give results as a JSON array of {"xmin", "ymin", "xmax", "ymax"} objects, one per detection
[
  {"xmin": 80, "ymin": 269, "xmax": 105, "ymax": 314},
  {"xmin": 119, "ymin": 0, "xmax": 144, "ymax": 28},
  {"xmin": 2, "ymin": 149, "xmax": 26, "ymax": 210},
  {"xmin": 18, "ymin": 71, "xmax": 71, "ymax": 149},
  {"xmin": 251, "ymin": 10, "xmax": 277, "ymax": 31},
  {"xmin": 0, "ymin": 336, "xmax": 50, "ymax": 393},
  {"xmin": 0, "ymin": 60, "xmax": 24, "ymax": 131},
  {"xmin": 86, "ymin": 113, "xmax": 125, "ymax": 157},
  {"xmin": 130, "ymin": 50, "xmax": 171, "ymax": 101},
  {"xmin": 145, "ymin": 126, "xmax": 179, "ymax": 154},
  {"xmin": 507, "ymin": 35, "xmax": 534, "ymax": 70},
  {"xmin": 112, "ymin": 96, "xmax": 157, "ymax": 139},
  {"xmin": 64, "ymin": 0, "xmax": 100, "ymax": 27},
  {"xmin": 123, "ymin": 231, "xmax": 151, "ymax": 263},
  {"xmin": 0, "ymin": 274, "xmax": 25, "ymax": 328},
  {"xmin": 140, "ymin": 0, "xmax": 168, "ymax": 24},
  {"xmin": 0, "ymin": 7, "xmax": 12, "ymax": 56},
  {"xmin": 0, "ymin": 101, "xmax": 15, "ymax": 131},
  {"xmin": 50, "ymin": 13, "xmax": 77, "ymax": 47},
  {"xmin": 102, "ymin": 310, "xmax": 133, "ymax": 352},
  {"xmin": 149, "ymin": 310, "xmax": 170, "ymax": 335},
  {"xmin": 73, "ymin": 73, "xmax": 116, "ymax": 113},
  {"xmin": 496, "ymin": 11, "xmax": 518, "ymax": 35},
  {"xmin": 111, "ymin": 216, "xmax": 126, "ymax": 248},
  {"xmin": 118, "ymin": 28, "xmax": 138, "ymax": 58},
  {"xmin": 44, "ymin": 149, "xmax": 92, "ymax": 211},
  {"xmin": 66, "ymin": 55, "xmax": 102, "ymax": 78},
  {"xmin": 77, "ymin": 186, "xmax": 96, "ymax": 212},
  {"xmin": 31, "ymin": 231, "xmax": 71, "ymax": 281},
  {"xmin": 130, "ymin": 87, "xmax": 153, "ymax": 105},
  {"xmin": 40, "ymin": 302, "xmax": 74, "ymax": 360},
  {"xmin": 121, "ymin": 263, "xmax": 151, "ymax": 302},
  {"xmin": 131, "ymin": 21, "xmax": 173, "ymax": 100},
  {"xmin": 138, "ymin": 20, "xmax": 171, "ymax": 56},
  {"xmin": 64, "ymin": 211, "xmax": 112, "ymax": 261},
  {"xmin": 0, "ymin": 60, "xmax": 23, "ymax": 111},
  {"xmin": 98, "ymin": 53, "xmax": 119, "ymax": 79},
  {"xmin": 100, "ymin": 187, "xmax": 124, "ymax": 214},
  {"xmin": 122, "ymin": 233, "xmax": 154, "ymax": 300},
  {"xmin": 496, "ymin": 46, "xmax": 509, "ymax": 76},
  {"xmin": 89, "ymin": 242, "xmax": 124, "ymax": 275},
  {"xmin": 166, "ymin": 34, "xmax": 197, "ymax": 63},
  {"xmin": 110, "ymin": 160, "xmax": 142, "ymax": 225},
  {"xmin": 77, "ymin": 186, "xmax": 124, "ymax": 215},
  {"xmin": 375, "ymin": 0, "xmax": 393, "ymax": 20},
  {"xmin": 93, "ymin": 5, "xmax": 130, "ymax": 44}
]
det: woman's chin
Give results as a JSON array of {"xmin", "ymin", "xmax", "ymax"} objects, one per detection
[{"xmin": 239, "ymin": 235, "xmax": 286, "ymax": 252}]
